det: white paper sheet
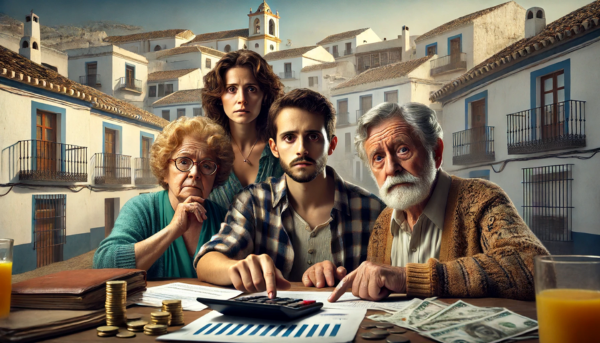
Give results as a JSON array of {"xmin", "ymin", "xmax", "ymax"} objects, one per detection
[
  {"xmin": 131, "ymin": 282, "xmax": 243, "ymax": 312},
  {"xmin": 157, "ymin": 308, "xmax": 367, "ymax": 343},
  {"xmin": 253, "ymin": 290, "xmax": 413, "ymax": 311}
]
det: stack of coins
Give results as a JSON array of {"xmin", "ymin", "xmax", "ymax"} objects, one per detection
[
  {"xmin": 143, "ymin": 324, "xmax": 168, "ymax": 336},
  {"xmin": 127, "ymin": 320, "xmax": 148, "ymax": 332},
  {"xmin": 150, "ymin": 311, "xmax": 171, "ymax": 325},
  {"xmin": 105, "ymin": 280, "xmax": 127, "ymax": 327},
  {"xmin": 161, "ymin": 300, "xmax": 184, "ymax": 326},
  {"xmin": 96, "ymin": 326, "xmax": 119, "ymax": 337}
]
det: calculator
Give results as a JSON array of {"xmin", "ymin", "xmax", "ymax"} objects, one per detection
[{"xmin": 197, "ymin": 295, "xmax": 323, "ymax": 320}]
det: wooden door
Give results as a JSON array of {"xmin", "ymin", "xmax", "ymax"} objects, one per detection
[
  {"xmin": 104, "ymin": 128, "xmax": 117, "ymax": 179},
  {"xmin": 87, "ymin": 62, "xmax": 97, "ymax": 86},
  {"xmin": 126, "ymin": 65, "xmax": 135, "ymax": 88},
  {"xmin": 284, "ymin": 63, "xmax": 292, "ymax": 78},
  {"xmin": 34, "ymin": 201, "xmax": 63, "ymax": 268},
  {"xmin": 450, "ymin": 37, "xmax": 461, "ymax": 65},
  {"xmin": 360, "ymin": 96, "xmax": 372, "ymax": 117},
  {"xmin": 141, "ymin": 137, "xmax": 152, "ymax": 178},
  {"xmin": 36, "ymin": 111, "xmax": 57, "ymax": 174},
  {"xmin": 541, "ymin": 70, "xmax": 565, "ymax": 139},
  {"xmin": 470, "ymin": 99, "xmax": 485, "ymax": 154},
  {"xmin": 105, "ymin": 198, "xmax": 115, "ymax": 237}
]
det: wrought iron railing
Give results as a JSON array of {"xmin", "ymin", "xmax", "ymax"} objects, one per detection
[
  {"xmin": 430, "ymin": 52, "xmax": 467, "ymax": 76},
  {"xmin": 117, "ymin": 77, "xmax": 142, "ymax": 92},
  {"xmin": 337, "ymin": 112, "xmax": 350, "ymax": 126},
  {"xmin": 93, "ymin": 153, "xmax": 131, "ymax": 185},
  {"xmin": 79, "ymin": 74, "xmax": 101, "ymax": 87},
  {"xmin": 279, "ymin": 71, "xmax": 296, "ymax": 79},
  {"xmin": 134, "ymin": 157, "xmax": 157, "ymax": 185},
  {"xmin": 18, "ymin": 140, "xmax": 87, "ymax": 182},
  {"xmin": 507, "ymin": 100, "xmax": 586, "ymax": 154},
  {"xmin": 452, "ymin": 126, "xmax": 495, "ymax": 165},
  {"xmin": 344, "ymin": 49, "xmax": 353, "ymax": 56}
]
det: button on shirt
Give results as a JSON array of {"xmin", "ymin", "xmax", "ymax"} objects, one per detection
[
  {"xmin": 287, "ymin": 207, "xmax": 334, "ymax": 282},
  {"xmin": 391, "ymin": 170, "xmax": 452, "ymax": 267}
]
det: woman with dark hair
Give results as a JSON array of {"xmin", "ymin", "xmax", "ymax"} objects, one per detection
[{"xmin": 202, "ymin": 50, "xmax": 284, "ymax": 209}]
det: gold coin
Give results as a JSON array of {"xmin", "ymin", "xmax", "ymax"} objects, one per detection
[
  {"xmin": 98, "ymin": 332, "xmax": 117, "ymax": 337},
  {"xmin": 162, "ymin": 300, "xmax": 181, "ymax": 305},
  {"xmin": 127, "ymin": 320, "xmax": 148, "ymax": 328},
  {"xmin": 151, "ymin": 312, "xmax": 171, "ymax": 317},
  {"xmin": 97, "ymin": 326, "xmax": 119, "ymax": 333},
  {"xmin": 116, "ymin": 331, "xmax": 136, "ymax": 338},
  {"xmin": 126, "ymin": 314, "xmax": 142, "ymax": 321},
  {"xmin": 107, "ymin": 280, "xmax": 126, "ymax": 285}
]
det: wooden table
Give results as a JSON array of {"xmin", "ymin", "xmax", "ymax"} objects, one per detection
[{"xmin": 41, "ymin": 279, "xmax": 539, "ymax": 343}]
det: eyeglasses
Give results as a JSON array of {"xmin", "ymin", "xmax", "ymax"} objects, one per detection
[{"xmin": 168, "ymin": 157, "xmax": 218, "ymax": 175}]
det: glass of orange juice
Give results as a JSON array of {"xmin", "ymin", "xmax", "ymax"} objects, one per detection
[
  {"xmin": 535, "ymin": 255, "xmax": 600, "ymax": 343},
  {"xmin": 0, "ymin": 238, "xmax": 13, "ymax": 319}
]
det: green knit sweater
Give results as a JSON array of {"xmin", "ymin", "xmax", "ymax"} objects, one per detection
[{"xmin": 93, "ymin": 191, "xmax": 227, "ymax": 280}]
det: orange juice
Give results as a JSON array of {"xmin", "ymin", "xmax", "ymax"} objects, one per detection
[
  {"xmin": 537, "ymin": 288, "xmax": 600, "ymax": 343},
  {"xmin": 0, "ymin": 261, "xmax": 12, "ymax": 318}
]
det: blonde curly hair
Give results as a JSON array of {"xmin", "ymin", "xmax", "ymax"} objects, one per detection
[{"xmin": 151, "ymin": 116, "xmax": 234, "ymax": 190}]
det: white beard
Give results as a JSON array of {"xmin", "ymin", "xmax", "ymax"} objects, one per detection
[{"xmin": 377, "ymin": 155, "xmax": 437, "ymax": 211}]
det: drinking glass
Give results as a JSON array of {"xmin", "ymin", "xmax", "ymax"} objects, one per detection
[
  {"xmin": 0, "ymin": 238, "xmax": 13, "ymax": 319},
  {"xmin": 535, "ymin": 255, "xmax": 600, "ymax": 343}
]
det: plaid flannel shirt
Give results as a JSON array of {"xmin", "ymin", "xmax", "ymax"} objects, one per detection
[{"xmin": 195, "ymin": 166, "xmax": 386, "ymax": 278}]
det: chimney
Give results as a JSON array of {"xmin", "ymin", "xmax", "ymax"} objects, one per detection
[
  {"xmin": 402, "ymin": 25, "xmax": 411, "ymax": 61},
  {"xmin": 19, "ymin": 11, "xmax": 42, "ymax": 65},
  {"xmin": 525, "ymin": 7, "xmax": 546, "ymax": 39}
]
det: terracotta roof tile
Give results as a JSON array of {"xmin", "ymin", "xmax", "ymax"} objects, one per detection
[
  {"xmin": 301, "ymin": 62, "xmax": 346, "ymax": 72},
  {"xmin": 156, "ymin": 45, "xmax": 226, "ymax": 58},
  {"xmin": 317, "ymin": 28, "xmax": 370, "ymax": 45},
  {"xmin": 333, "ymin": 56, "xmax": 433, "ymax": 90},
  {"xmin": 148, "ymin": 68, "xmax": 199, "ymax": 82},
  {"xmin": 431, "ymin": 0, "xmax": 600, "ymax": 102},
  {"xmin": 415, "ymin": 2, "xmax": 515, "ymax": 43},
  {"xmin": 184, "ymin": 28, "xmax": 249, "ymax": 44},
  {"xmin": 264, "ymin": 46, "xmax": 318, "ymax": 61},
  {"xmin": 152, "ymin": 89, "xmax": 202, "ymax": 106},
  {"xmin": 104, "ymin": 29, "xmax": 194, "ymax": 43},
  {"xmin": 0, "ymin": 46, "xmax": 168, "ymax": 128}
]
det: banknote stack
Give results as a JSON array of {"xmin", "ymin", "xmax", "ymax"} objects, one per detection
[
  {"xmin": 368, "ymin": 299, "xmax": 539, "ymax": 343},
  {"xmin": 105, "ymin": 280, "xmax": 127, "ymax": 326},
  {"xmin": 151, "ymin": 311, "xmax": 171, "ymax": 325},
  {"xmin": 162, "ymin": 300, "xmax": 184, "ymax": 326}
]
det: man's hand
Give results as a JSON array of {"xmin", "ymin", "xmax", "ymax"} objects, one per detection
[
  {"xmin": 327, "ymin": 261, "xmax": 407, "ymax": 302},
  {"xmin": 228, "ymin": 254, "xmax": 291, "ymax": 298},
  {"xmin": 302, "ymin": 261, "xmax": 347, "ymax": 288}
]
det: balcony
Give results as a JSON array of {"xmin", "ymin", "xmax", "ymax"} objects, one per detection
[
  {"xmin": 79, "ymin": 74, "xmax": 101, "ymax": 87},
  {"xmin": 17, "ymin": 140, "xmax": 87, "ymax": 182},
  {"xmin": 507, "ymin": 100, "xmax": 586, "ymax": 154},
  {"xmin": 452, "ymin": 126, "xmax": 495, "ymax": 165},
  {"xmin": 430, "ymin": 53, "xmax": 467, "ymax": 76},
  {"xmin": 337, "ymin": 112, "xmax": 350, "ymax": 127},
  {"xmin": 278, "ymin": 71, "xmax": 296, "ymax": 80},
  {"xmin": 344, "ymin": 49, "xmax": 353, "ymax": 56},
  {"xmin": 93, "ymin": 153, "xmax": 131, "ymax": 185},
  {"xmin": 134, "ymin": 157, "xmax": 157, "ymax": 185},
  {"xmin": 117, "ymin": 77, "xmax": 142, "ymax": 93}
]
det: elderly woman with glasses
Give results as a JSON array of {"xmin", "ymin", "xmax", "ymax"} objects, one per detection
[{"xmin": 93, "ymin": 116, "xmax": 234, "ymax": 279}]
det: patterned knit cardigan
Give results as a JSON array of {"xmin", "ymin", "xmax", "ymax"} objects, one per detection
[{"xmin": 366, "ymin": 176, "xmax": 549, "ymax": 301}]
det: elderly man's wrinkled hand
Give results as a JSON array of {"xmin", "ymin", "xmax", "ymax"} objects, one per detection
[
  {"xmin": 171, "ymin": 195, "xmax": 207, "ymax": 235},
  {"xmin": 302, "ymin": 260, "xmax": 347, "ymax": 288},
  {"xmin": 327, "ymin": 261, "xmax": 406, "ymax": 302},
  {"xmin": 228, "ymin": 254, "xmax": 291, "ymax": 298}
]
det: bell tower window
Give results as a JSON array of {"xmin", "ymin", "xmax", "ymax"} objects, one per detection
[
  {"xmin": 32, "ymin": 42, "xmax": 39, "ymax": 50},
  {"xmin": 254, "ymin": 18, "xmax": 260, "ymax": 34},
  {"xmin": 22, "ymin": 41, "xmax": 29, "ymax": 48},
  {"xmin": 269, "ymin": 19, "xmax": 275, "ymax": 35}
]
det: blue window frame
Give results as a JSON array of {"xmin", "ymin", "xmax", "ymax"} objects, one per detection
[
  {"xmin": 447, "ymin": 34, "xmax": 462, "ymax": 55},
  {"xmin": 469, "ymin": 170, "xmax": 490, "ymax": 180},
  {"xmin": 102, "ymin": 122, "xmax": 123, "ymax": 154},
  {"xmin": 140, "ymin": 131, "xmax": 154, "ymax": 157},
  {"xmin": 464, "ymin": 90, "xmax": 488, "ymax": 130},
  {"xmin": 425, "ymin": 43, "xmax": 437, "ymax": 56}
]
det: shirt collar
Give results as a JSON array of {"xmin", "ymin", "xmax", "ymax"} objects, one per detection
[
  {"xmin": 260, "ymin": 144, "xmax": 273, "ymax": 161},
  {"xmin": 270, "ymin": 166, "xmax": 351, "ymax": 216},
  {"xmin": 391, "ymin": 169, "xmax": 452, "ymax": 230}
]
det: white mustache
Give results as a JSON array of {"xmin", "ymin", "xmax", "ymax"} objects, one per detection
[{"xmin": 381, "ymin": 172, "xmax": 420, "ymax": 193}]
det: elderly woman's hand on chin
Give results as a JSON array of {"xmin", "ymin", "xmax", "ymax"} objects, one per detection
[{"xmin": 170, "ymin": 195, "xmax": 208, "ymax": 236}]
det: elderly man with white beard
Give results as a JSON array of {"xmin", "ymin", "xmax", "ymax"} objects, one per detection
[{"xmin": 324, "ymin": 102, "xmax": 549, "ymax": 302}]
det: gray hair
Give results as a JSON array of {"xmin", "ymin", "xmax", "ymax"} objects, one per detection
[{"xmin": 354, "ymin": 102, "xmax": 443, "ymax": 163}]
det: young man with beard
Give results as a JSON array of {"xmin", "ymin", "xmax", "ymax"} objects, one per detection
[
  {"xmin": 194, "ymin": 89, "xmax": 385, "ymax": 298},
  {"xmin": 326, "ymin": 102, "xmax": 549, "ymax": 302}
]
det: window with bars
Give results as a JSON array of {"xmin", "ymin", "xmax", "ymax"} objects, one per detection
[
  {"xmin": 33, "ymin": 194, "xmax": 66, "ymax": 268},
  {"xmin": 193, "ymin": 107, "xmax": 203, "ymax": 117},
  {"xmin": 149, "ymin": 85, "xmax": 156, "ymax": 97},
  {"xmin": 177, "ymin": 108, "xmax": 185, "ymax": 118},
  {"xmin": 205, "ymin": 58, "xmax": 211, "ymax": 69},
  {"xmin": 165, "ymin": 84, "xmax": 174, "ymax": 96},
  {"xmin": 522, "ymin": 164, "xmax": 573, "ymax": 242}
]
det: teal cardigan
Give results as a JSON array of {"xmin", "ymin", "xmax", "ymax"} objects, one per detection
[{"xmin": 93, "ymin": 191, "xmax": 227, "ymax": 280}]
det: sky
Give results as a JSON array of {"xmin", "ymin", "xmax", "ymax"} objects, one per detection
[{"xmin": 0, "ymin": 0, "xmax": 593, "ymax": 48}]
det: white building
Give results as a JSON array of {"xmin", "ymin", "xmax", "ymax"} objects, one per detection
[
  {"xmin": 152, "ymin": 89, "xmax": 203, "ymax": 121},
  {"xmin": 431, "ymin": 2, "xmax": 600, "ymax": 255},
  {"xmin": 146, "ymin": 68, "xmax": 201, "ymax": 109},
  {"xmin": 264, "ymin": 46, "xmax": 335, "ymax": 92},
  {"xmin": 300, "ymin": 61, "xmax": 355, "ymax": 99},
  {"xmin": 317, "ymin": 28, "xmax": 381, "ymax": 67},
  {"xmin": 0, "ymin": 12, "xmax": 69, "ymax": 77},
  {"xmin": 182, "ymin": 1, "xmax": 281, "ymax": 57},
  {"xmin": 104, "ymin": 29, "xmax": 195, "ymax": 54},
  {"xmin": 329, "ymin": 57, "xmax": 442, "ymax": 192},
  {"xmin": 66, "ymin": 45, "xmax": 149, "ymax": 109},
  {"xmin": 354, "ymin": 27, "xmax": 418, "ymax": 74},
  {"xmin": 0, "ymin": 43, "xmax": 168, "ymax": 274}
]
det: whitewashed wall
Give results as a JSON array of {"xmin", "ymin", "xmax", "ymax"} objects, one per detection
[{"xmin": 152, "ymin": 103, "xmax": 202, "ymax": 121}]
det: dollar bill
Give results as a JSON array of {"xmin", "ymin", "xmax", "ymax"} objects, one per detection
[
  {"xmin": 415, "ymin": 300, "xmax": 504, "ymax": 332},
  {"xmin": 367, "ymin": 298, "xmax": 423, "ymax": 326},
  {"xmin": 422, "ymin": 310, "xmax": 538, "ymax": 343},
  {"xmin": 405, "ymin": 299, "xmax": 448, "ymax": 328}
]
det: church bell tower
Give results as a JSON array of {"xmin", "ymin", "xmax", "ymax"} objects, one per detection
[{"xmin": 247, "ymin": 1, "xmax": 281, "ymax": 56}]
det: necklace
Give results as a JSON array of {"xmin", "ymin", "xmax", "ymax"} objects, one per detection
[{"xmin": 233, "ymin": 138, "xmax": 259, "ymax": 163}]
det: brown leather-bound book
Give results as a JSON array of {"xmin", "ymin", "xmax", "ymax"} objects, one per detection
[{"xmin": 10, "ymin": 269, "xmax": 146, "ymax": 310}]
